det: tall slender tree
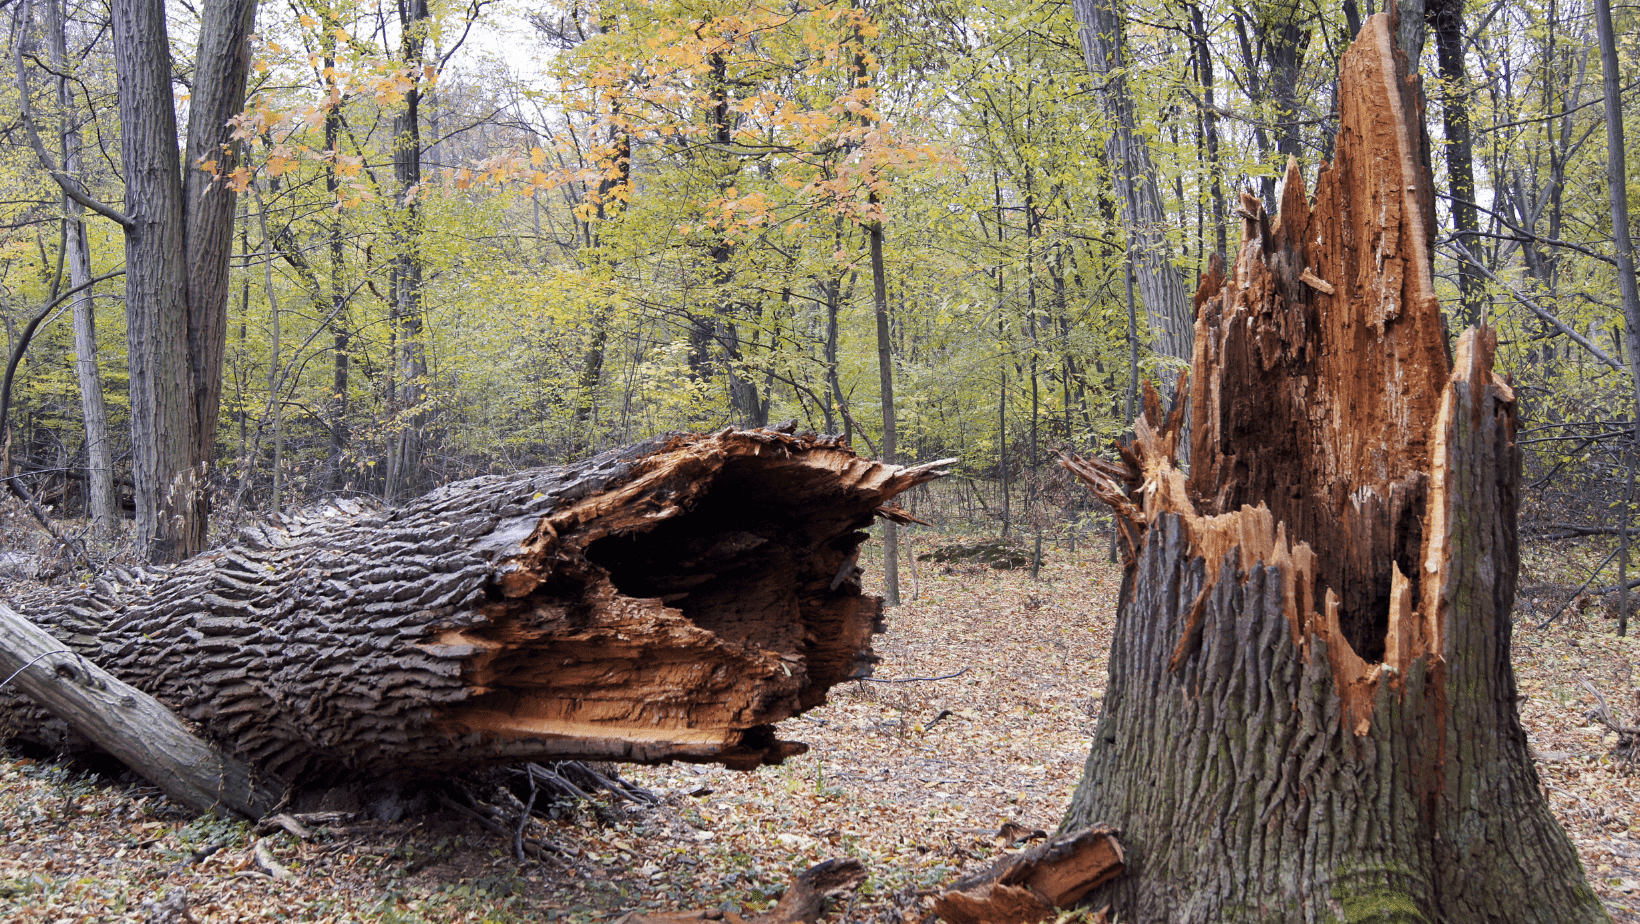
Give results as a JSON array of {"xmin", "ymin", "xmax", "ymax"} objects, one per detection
[
  {"xmin": 384, "ymin": 0, "xmax": 430, "ymax": 502},
  {"xmin": 1427, "ymin": 0, "xmax": 1483, "ymax": 327},
  {"xmin": 1071, "ymin": 0, "xmax": 1192, "ymax": 363}
]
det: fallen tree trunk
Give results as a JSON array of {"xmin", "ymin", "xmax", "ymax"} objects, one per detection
[
  {"xmin": 1059, "ymin": 13, "xmax": 1605, "ymax": 923},
  {"xmin": 0, "ymin": 601, "xmax": 282, "ymax": 818},
  {"xmin": 3, "ymin": 427, "xmax": 948, "ymax": 785}
]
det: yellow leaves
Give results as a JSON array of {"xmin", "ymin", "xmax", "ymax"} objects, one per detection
[
  {"xmin": 297, "ymin": 13, "xmax": 318, "ymax": 29},
  {"xmin": 226, "ymin": 166, "xmax": 252, "ymax": 193},
  {"xmin": 265, "ymin": 154, "xmax": 291, "ymax": 178},
  {"xmin": 531, "ymin": 146, "xmax": 548, "ymax": 168}
]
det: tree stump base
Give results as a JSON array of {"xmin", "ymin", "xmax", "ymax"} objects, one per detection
[{"xmin": 1058, "ymin": 13, "xmax": 1606, "ymax": 923}]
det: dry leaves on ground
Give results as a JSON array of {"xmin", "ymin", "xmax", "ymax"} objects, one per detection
[{"xmin": 1, "ymin": 537, "xmax": 1638, "ymax": 922}]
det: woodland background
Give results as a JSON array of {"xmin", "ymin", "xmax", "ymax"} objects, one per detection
[{"xmin": 0, "ymin": 0, "xmax": 1635, "ymax": 568}]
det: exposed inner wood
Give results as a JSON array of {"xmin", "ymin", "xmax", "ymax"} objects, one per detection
[
  {"xmin": 931, "ymin": 825, "xmax": 1124, "ymax": 924},
  {"xmin": 1188, "ymin": 11, "xmax": 1450, "ymax": 663},
  {"xmin": 1063, "ymin": 14, "xmax": 1496, "ymax": 734},
  {"xmin": 4, "ymin": 428, "xmax": 948, "ymax": 781},
  {"xmin": 620, "ymin": 858, "xmax": 867, "ymax": 924}
]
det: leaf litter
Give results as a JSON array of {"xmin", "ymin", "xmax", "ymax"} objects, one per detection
[{"xmin": 1, "ymin": 540, "xmax": 1638, "ymax": 921}]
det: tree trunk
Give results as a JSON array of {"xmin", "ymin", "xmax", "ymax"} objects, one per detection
[
  {"xmin": 3, "ymin": 428, "xmax": 947, "ymax": 785},
  {"xmin": 1071, "ymin": 0, "xmax": 1192, "ymax": 363},
  {"xmin": 112, "ymin": 0, "xmax": 194, "ymax": 562},
  {"xmin": 385, "ymin": 0, "xmax": 430, "ymax": 503},
  {"xmin": 322, "ymin": 10, "xmax": 351, "ymax": 491},
  {"xmin": 1426, "ymin": 0, "xmax": 1483, "ymax": 328},
  {"xmin": 1592, "ymin": 0, "xmax": 1640, "ymax": 570},
  {"xmin": 112, "ymin": 0, "xmax": 257, "ymax": 561},
  {"xmin": 870, "ymin": 216, "xmax": 899, "ymax": 606},
  {"xmin": 44, "ymin": 0, "xmax": 116, "ymax": 536},
  {"xmin": 1059, "ymin": 15, "xmax": 1605, "ymax": 922},
  {"xmin": 182, "ymin": 0, "xmax": 258, "ymax": 530}
]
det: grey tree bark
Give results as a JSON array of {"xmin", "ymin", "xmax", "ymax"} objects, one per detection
[
  {"xmin": 1059, "ymin": 16, "xmax": 1605, "ymax": 922},
  {"xmin": 3, "ymin": 429, "xmax": 945, "ymax": 785},
  {"xmin": 385, "ymin": 0, "xmax": 430, "ymax": 502},
  {"xmin": 1592, "ymin": 0, "xmax": 1640, "ymax": 541},
  {"xmin": 1071, "ymin": 0, "xmax": 1192, "ymax": 363},
  {"xmin": 111, "ymin": 0, "xmax": 196, "ymax": 561},
  {"xmin": 870, "ymin": 216, "xmax": 899, "ymax": 606},
  {"xmin": 0, "ymin": 602, "xmax": 282, "ymax": 819},
  {"xmin": 1426, "ymin": 0, "xmax": 1484, "ymax": 328},
  {"xmin": 39, "ymin": 0, "xmax": 116, "ymax": 535},
  {"xmin": 111, "ymin": 0, "xmax": 258, "ymax": 561}
]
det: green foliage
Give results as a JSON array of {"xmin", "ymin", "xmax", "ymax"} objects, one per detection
[{"xmin": 0, "ymin": 0, "xmax": 1635, "ymax": 544}]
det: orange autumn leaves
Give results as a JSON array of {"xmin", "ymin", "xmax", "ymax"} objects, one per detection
[{"xmin": 214, "ymin": 0, "xmax": 944, "ymax": 240}]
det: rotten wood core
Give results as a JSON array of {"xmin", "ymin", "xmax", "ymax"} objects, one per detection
[
  {"xmin": 1064, "ymin": 12, "xmax": 1473, "ymax": 734},
  {"xmin": 3, "ymin": 428, "xmax": 948, "ymax": 783}
]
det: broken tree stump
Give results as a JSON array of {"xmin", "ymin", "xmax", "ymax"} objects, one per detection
[
  {"xmin": 1, "ymin": 428, "xmax": 949, "ymax": 786},
  {"xmin": 1059, "ymin": 13, "xmax": 1606, "ymax": 924}
]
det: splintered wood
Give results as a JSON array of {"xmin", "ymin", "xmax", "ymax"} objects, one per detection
[
  {"xmin": 3, "ymin": 428, "xmax": 950, "ymax": 783},
  {"xmin": 1063, "ymin": 13, "xmax": 1511, "ymax": 736},
  {"xmin": 932, "ymin": 826, "xmax": 1124, "ymax": 924},
  {"xmin": 619, "ymin": 859, "xmax": 868, "ymax": 924}
]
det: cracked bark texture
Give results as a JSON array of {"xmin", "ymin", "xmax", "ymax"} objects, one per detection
[
  {"xmin": 3, "ymin": 428, "xmax": 942, "ymax": 785},
  {"xmin": 1059, "ymin": 13, "xmax": 1605, "ymax": 923}
]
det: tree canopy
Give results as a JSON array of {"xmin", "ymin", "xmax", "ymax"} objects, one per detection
[{"xmin": 0, "ymin": 0, "xmax": 1635, "ymax": 554}]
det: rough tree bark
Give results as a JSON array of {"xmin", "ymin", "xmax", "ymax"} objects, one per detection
[
  {"xmin": 2, "ymin": 428, "xmax": 946, "ymax": 787},
  {"xmin": 0, "ymin": 602, "xmax": 282, "ymax": 819},
  {"xmin": 112, "ymin": 0, "xmax": 258, "ymax": 561},
  {"xmin": 1059, "ymin": 15, "xmax": 1605, "ymax": 922},
  {"xmin": 1072, "ymin": 0, "xmax": 1193, "ymax": 363},
  {"xmin": 41, "ymin": 0, "xmax": 118, "ymax": 536}
]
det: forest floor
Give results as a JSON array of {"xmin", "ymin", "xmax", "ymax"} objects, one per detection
[{"xmin": 2, "ymin": 536, "xmax": 1640, "ymax": 923}]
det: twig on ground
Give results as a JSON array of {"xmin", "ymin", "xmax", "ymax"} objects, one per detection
[
  {"xmin": 1537, "ymin": 546, "xmax": 1622, "ymax": 629},
  {"xmin": 515, "ymin": 768, "xmax": 538, "ymax": 863},
  {"xmin": 434, "ymin": 791, "xmax": 568, "ymax": 866},
  {"xmin": 253, "ymin": 838, "xmax": 292, "ymax": 879},
  {"xmin": 1578, "ymin": 676, "xmax": 1640, "ymax": 745},
  {"xmin": 859, "ymin": 668, "xmax": 970, "ymax": 684}
]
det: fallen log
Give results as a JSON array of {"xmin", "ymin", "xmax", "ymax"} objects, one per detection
[
  {"xmin": 932, "ymin": 826, "xmax": 1124, "ymax": 924},
  {"xmin": 2, "ymin": 427, "xmax": 950, "ymax": 785},
  {"xmin": 0, "ymin": 601, "xmax": 282, "ymax": 818}
]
